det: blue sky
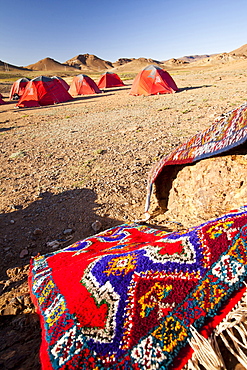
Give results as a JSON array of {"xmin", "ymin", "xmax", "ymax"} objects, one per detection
[{"xmin": 1, "ymin": 0, "xmax": 247, "ymax": 67}]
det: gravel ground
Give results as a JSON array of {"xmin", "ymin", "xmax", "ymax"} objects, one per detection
[{"xmin": 0, "ymin": 66, "xmax": 247, "ymax": 369}]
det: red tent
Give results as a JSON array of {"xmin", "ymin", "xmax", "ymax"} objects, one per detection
[
  {"xmin": 0, "ymin": 96, "xmax": 6, "ymax": 104},
  {"xmin": 16, "ymin": 76, "xmax": 73, "ymax": 108},
  {"xmin": 69, "ymin": 74, "xmax": 101, "ymax": 96},
  {"xmin": 9, "ymin": 77, "xmax": 30, "ymax": 100},
  {"xmin": 129, "ymin": 65, "xmax": 178, "ymax": 96},
  {"xmin": 97, "ymin": 72, "xmax": 125, "ymax": 88},
  {"xmin": 52, "ymin": 76, "xmax": 70, "ymax": 91}
]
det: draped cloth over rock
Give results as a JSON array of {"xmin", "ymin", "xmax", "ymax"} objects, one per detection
[
  {"xmin": 30, "ymin": 206, "xmax": 247, "ymax": 369},
  {"xmin": 145, "ymin": 102, "xmax": 247, "ymax": 213}
]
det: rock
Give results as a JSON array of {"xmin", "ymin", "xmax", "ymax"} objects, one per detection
[
  {"xmin": 10, "ymin": 204, "xmax": 23, "ymax": 210},
  {"xmin": 235, "ymin": 364, "xmax": 247, "ymax": 370},
  {"xmin": 63, "ymin": 228, "xmax": 73, "ymax": 236},
  {"xmin": 1, "ymin": 305, "xmax": 19, "ymax": 315},
  {"xmin": 19, "ymin": 249, "xmax": 28, "ymax": 258},
  {"xmin": 154, "ymin": 152, "xmax": 247, "ymax": 228},
  {"xmin": 33, "ymin": 228, "xmax": 43, "ymax": 236},
  {"xmin": 46, "ymin": 240, "xmax": 60, "ymax": 249},
  {"xmin": 91, "ymin": 220, "xmax": 102, "ymax": 233}
]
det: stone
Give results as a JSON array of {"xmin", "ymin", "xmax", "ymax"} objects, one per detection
[
  {"xmin": 19, "ymin": 249, "xmax": 28, "ymax": 258},
  {"xmin": 63, "ymin": 228, "xmax": 73, "ymax": 236},
  {"xmin": 153, "ymin": 152, "xmax": 247, "ymax": 228},
  {"xmin": 46, "ymin": 240, "xmax": 60, "ymax": 249},
  {"xmin": 33, "ymin": 228, "xmax": 43, "ymax": 236},
  {"xmin": 235, "ymin": 364, "xmax": 247, "ymax": 370},
  {"xmin": 92, "ymin": 220, "xmax": 102, "ymax": 233},
  {"xmin": 1, "ymin": 304, "xmax": 19, "ymax": 315}
]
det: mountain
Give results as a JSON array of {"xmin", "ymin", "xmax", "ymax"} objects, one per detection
[
  {"xmin": 178, "ymin": 54, "xmax": 218, "ymax": 63},
  {"xmin": 65, "ymin": 54, "xmax": 113, "ymax": 71},
  {"xmin": 188, "ymin": 52, "xmax": 247, "ymax": 67},
  {"xmin": 162, "ymin": 58, "xmax": 189, "ymax": 65},
  {"xmin": 26, "ymin": 57, "xmax": 78, "ymax": 71},
  {"xmin": 112, "ymin": 58, "xmax": 135, "ymax": 67},
  {"xmin": 230, "ymin": 44, "xmax": 247, "ymax": 56},
  {"xmin": 3, "ymin": 43, "xmax": 247, "ymax": 74},
  {"xmin": 0, "ymin": 60, "xmax": 29, "ymax": 71},
  {"xmin": 111, "ymin": 57, "xmax": 162, "ymax": 72}
]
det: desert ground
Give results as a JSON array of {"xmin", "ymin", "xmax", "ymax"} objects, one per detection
[{"xmin": 1, "ymin": 59, "xmax": 247, "ymax": 369}]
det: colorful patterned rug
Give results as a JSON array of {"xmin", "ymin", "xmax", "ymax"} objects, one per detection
[
  {"xmin": 145, "ymin": 102, "xmax": 247, "ymax": 213},
  {"xmin": 30, "ymin": 206, "xmax": 247, "ymax": 369}
]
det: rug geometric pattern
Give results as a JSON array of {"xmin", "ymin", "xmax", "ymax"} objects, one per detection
[
  {"xmin": 146, "ymin": 102, "xmax": 247, "ymax": 212},
  {"xmin": 30, "ymin": 206, "xmax": 247, "ymax": 369}
]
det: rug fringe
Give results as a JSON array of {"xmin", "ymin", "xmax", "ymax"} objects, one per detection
[
  {"xmin": 214, "ymin": 286, "xmax": 247, "ymax": 369},
  {"xmin": 187, "ymin": 325, "xmax": 225, "ymax": 369},
  {"xmin": 184, "ymin": 287, "xmax": 247, "ymax": 370}
]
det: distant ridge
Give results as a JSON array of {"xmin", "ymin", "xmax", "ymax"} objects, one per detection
[
  {"xmin": 230, "ymin": 44, "xmax": 247, "ymax": 56},
  {"xmin": 187, "ymin": 52, "xmax": 247, "ymax": 67},
  {"xmin": 111, "ymin": 57, "xmax": 162, "ymax": 72},
  {"xmin": 163, "ymin": 58, "xmax": 189, "ymax": 65},
  {"xmin": 0, "ymin": 60, "xmax": 29, "ymax": 71},
  {"xmin": 178, "ymin": 54, "xmax": 218, "ymax": 62},
  {"xmin": 26, "ymin": 57, "xmax": 78, "ymax": 71},
  {"xmin": 65, "ymin": 54, "xmax": 113, "ymax": 71},
  {"xmin": 2, "ymin": 43, "xmax": 247, "ymax": 74},
  {"xmin": 113, "ymin": 58, "xmax": 134, "ymax": 67}
]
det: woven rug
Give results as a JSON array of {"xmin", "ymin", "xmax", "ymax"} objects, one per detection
[
  {"xmin": 145, "ymin": 102, "xmax": 247, "ymax": 213},
  {"xmin": 30, "ymin": 206, "xmax": 247, "ymax": 369}
]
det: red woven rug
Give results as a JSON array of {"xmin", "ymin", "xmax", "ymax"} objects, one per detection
[
  {"xmin": 145, "ymin": 102, "xmax": 247, "ymax": 213},
  {"xmin": 29, "ymin": 206, "xmax": 247, "ymax": 369}
]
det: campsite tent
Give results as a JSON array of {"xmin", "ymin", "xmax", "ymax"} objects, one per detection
[
  {"xmin": 16, "ymin": 76, "xmax": 73, "ymax": 108},
  {"xmin": 9, "ymin": 78, "xmax": 30, "ymax": 100},
  {"xmin": 0, "ymin": 96, "xmax": 6, "ymax": 104},
  {"xmin": 97, "ymin": 72, "xmax": 125, "ymax": 88},
  {"xmin": 129, "ymin": 65, "xmax": 178, "ymax": 96},
  {"xmin": 69, "ymin": 74, "xmax": 101, "ymax": 96},
  {"xmin": 52, "ymin": 76, "xmax": 70, "ymax": 91}
]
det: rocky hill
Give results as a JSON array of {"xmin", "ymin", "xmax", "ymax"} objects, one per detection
[
  {"xmin": 178, "ymin": 54, "xmax": 217, "ymax": 62},
  {"xmin": 1, "ymin": 43, "xmax": 247, "ymax": 74},
  {"xmin": 190, "ymin": 52, "xmax": 247, "ymax": 66},
  {"xmin": 229, "ymin": 43, "xmax": 247, "ymax": 56},
  {"xmin": 26, "ymin": 57, "xmax": 78, "ymax": 71},
  {"xmin": 0, "ymin": 60, "xmax": 29, "ymax": 72},
  {"xmin": 111, "ymin": 57, "xmax": 162, "ymax": 72},
  {"xmin": 65, "ymin": 54, "xmax": 113, "ymax": 71}
]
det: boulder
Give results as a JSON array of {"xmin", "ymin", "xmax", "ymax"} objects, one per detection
[{"xmin": 151, "ymin": 148, "xmax": 247, "ymax": 229}]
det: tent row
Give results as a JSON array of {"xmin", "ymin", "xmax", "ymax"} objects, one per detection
[
  {"xmin": 1, "ymin": 66, "xmax": 178, "ymax": 108},
  {"xmin": 9, "ymin": 72, "xmax": 125, "ymax": 100}
]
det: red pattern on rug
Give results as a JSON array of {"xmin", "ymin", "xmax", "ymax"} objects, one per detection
[{"xmin": 29, "ymin": 206, "xmax": 247, "ymax": 369}]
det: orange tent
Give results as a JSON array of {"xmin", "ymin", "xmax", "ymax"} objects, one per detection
[
  {"xmin": 97, "ymin": 72, "xmax": 125, "ymax": 88},
  {"xmin": 16, "ymin": 76, "xmax": 73, "ymax": 108},
  {"xmin": 52, "ymin": 76, "xmax": 70, "ymax": 91},
  {"xmin": 9, "ymin": 78, "xmax": 30, "ymax": 100},
  {"xmin": 129, "ymin": 65, "xmax": 178, "ymax": 96},
  {"xmin": 69, "ymin": 74, "xmax": 101, "ymax": 96}
]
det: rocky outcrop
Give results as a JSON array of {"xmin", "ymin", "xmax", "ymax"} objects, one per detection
[
  {"xmin": 26, "ymin": 57, "xmax": 77, "ymax": 71},
  {"xmin": 65, "ymin": 54, "xmax": 113, "ymax": 71},
  {"xmin": 112, "ymin": 58, "xmax": 134, "ymax": 67},
  {"xmin": 152, "ymin": 148, "xmax": 247, "ymax": 229}
]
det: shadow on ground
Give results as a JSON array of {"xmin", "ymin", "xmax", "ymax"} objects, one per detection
[
  {"xmin": 0, "ymin": 187, "xmax": 121, "ymax": 369},
  {"xmin": 0, "ymin": 187, "xmax": 121, "ymax": 280}
]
